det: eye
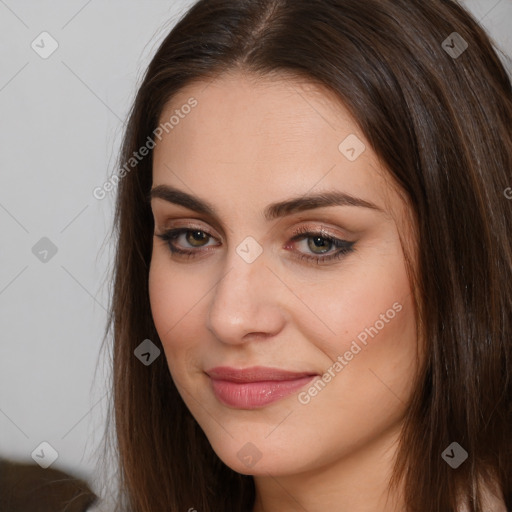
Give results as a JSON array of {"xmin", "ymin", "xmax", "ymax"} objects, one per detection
[
  {"xmin": 154, "ymin": 224, "xmax": 355, "ymax": 265},
  {"xmin": 288, "ymin": 226, "xmax": 355, "ymax": 264},
  {"xmin": 155, "ymin": 227, "xmax": 218, "ymax": 256}
]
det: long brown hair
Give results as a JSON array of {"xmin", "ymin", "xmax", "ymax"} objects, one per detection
[{"xmin": 103, "ymin": 1, "xmax": 512, "ymax": 510}]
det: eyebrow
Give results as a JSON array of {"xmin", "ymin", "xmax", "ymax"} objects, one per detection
[{"xmin": 148, "ymin": 184, "xmax": 382, "ymax": 221}]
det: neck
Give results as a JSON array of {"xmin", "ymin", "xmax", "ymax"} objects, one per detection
[{"xmin": 252, "ymin": 421, "xmax": 406, "ymax": 512}]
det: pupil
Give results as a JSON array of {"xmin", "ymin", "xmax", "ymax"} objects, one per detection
[
  {"xmin": 188, "ymin": 231, "xmax": 207, "ymax": 246},
  {"xmin": 309, "ymin": 236, "xmax": 331, "ymax": 253}
]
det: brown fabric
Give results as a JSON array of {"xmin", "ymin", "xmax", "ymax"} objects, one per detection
[{"xmin": 0, "ymin": 458, "xmax": 97, "ymax": 512}]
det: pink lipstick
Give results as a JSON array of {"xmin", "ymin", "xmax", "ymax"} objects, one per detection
[{"xmin": 206, "ymin": 366, "xmax": 317, "ymax": 409}]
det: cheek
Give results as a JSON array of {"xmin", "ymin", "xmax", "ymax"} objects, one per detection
[
  {"xmin": 304, "ymin": 244, "xmax": 413, "ymax": 359},
  {"xmin": 148, "ymin": 256, "xmax": 208, "ymax": 372},
  {"xmin": 322, "ymin": 290, "xmax": 416, "ymax": 426},
  {"xmin": 301, "ymin": 240, "xmax": 417, "ymax": 403}
]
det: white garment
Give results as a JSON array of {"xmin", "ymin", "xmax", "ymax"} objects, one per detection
[{"xmin": 87, "ymin": 502, "xmax": 105, "ymax": 512}]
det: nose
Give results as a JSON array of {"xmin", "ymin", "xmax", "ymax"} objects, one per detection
[{"xmin": 206, "ymin": 248, "xmax": 286, "ymax": 345}]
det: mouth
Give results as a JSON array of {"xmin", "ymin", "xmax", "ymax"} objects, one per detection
[{"xmin": 205, "ymin": 366, "xmax": 318, "ymax": 409}]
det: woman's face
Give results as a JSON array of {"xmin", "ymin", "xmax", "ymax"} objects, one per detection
[{"xmin": 149, "ymin": 71, "xmax": 418, "ymax": 478}]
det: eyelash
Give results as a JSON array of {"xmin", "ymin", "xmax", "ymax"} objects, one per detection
[{"xmin": 155, "ymin": 224, "xmax": 355, "ymax": 265}]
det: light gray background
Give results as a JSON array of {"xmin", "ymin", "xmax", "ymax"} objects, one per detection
[{"xmin": 0, "ymin": 0, "xmax": 511, "ymax": 500}]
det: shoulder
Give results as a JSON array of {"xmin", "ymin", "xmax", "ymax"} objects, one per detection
[{"xmin": 86, "ymin": 501, "xmax": 105, "ymax": 512}]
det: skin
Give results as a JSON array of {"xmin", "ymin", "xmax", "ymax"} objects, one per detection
[{"xmin": 148, "ymin": 70, "xmax": 419, "ymax": 512}]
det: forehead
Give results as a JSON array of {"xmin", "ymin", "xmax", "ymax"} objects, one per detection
[{"xmin": 152, "ymin": 71, "xmax": 395, "ymax": 215}]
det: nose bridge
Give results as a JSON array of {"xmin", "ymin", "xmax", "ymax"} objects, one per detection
[{"xmin": 206, "ymin": 242, "xmax": 284, "ymax": 343}]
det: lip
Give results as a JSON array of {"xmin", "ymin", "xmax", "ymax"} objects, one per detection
[{"xmin": 206, "ymin": 366, "xmax": 318, "ymax": 409}]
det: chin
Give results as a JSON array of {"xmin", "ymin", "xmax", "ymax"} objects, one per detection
[
  {"xmin": 199, "ymin": 421, "xmax": 318, "ymax": 477},
  {"xmin": 209, "ymin": 440, "xmax": 297, "ymax": 476}
]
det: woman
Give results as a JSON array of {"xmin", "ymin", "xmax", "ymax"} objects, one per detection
[{"xmin": 99, "ymin": 0, "xmax": 512, "ymax": 510}]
